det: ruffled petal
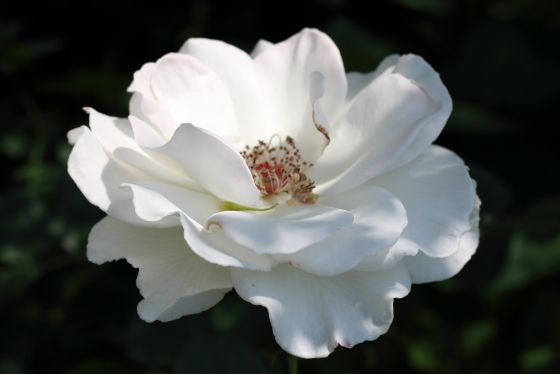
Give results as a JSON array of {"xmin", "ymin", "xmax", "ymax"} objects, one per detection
[
  {"xmin": 404, "ymin": 195, "xmax": 480, "ymax": 283},
  {"xmin": 154, "ymin": 289, "xmax": 231, "ymax": 322},
  {"xmin": 127, "ymin": 62, "xmax": 178, "ymax": 139},
  {"xmin": 180, "ymin": 214, "xmax": 278, "ymax": 271},
  {"xmin": 128, "ymin": 115, "xmax": 167, "ymax": 148},
  {"xmin": 67, "ymin": 126, "xmax": 175, "ymax": 227},
  {"xmin": 272, "ymin": 186, "xmax": 407, "ymax": 276},
  {"xmin": 367, "ymin": 145, "xmax": 476, "ymax": 258},
  {"xmin": 232, "ymin": 262, "xmax": 411, "ymax": 358},
  {"xmin": 87, "ymin": 108, "xmax": 201, "ymax": 191},
  {"xmin": 344, "ymin": 54, "xmax": 400, "ymax": 108},
  {"xmin": 127, "ymin": 62, "xmax": 156, "ymax": 99},
  {"xmin": 150, "ymin": 123, "xmax": 260, "ymax": 207},
  {"xmin": 309, "ymin": 74, "xmax": 442, "ymax": 196},
  {"xmin": 67, "ymin": 126, "xmax": 85, "ymax": 145},
  {"xmin": 250, "ymin": 39, "xmax": 274, "ymax": 58},
  {"xmin": 88, "ymin": 216, "xmax": 231, "ymax": 322},
  {"xmin": 204, "ymin": 203, "xmax": 353, "ymax": 255},
  {"xmin": 253, "ymin": 28, "xmax": 347, "ymax": 141},
  {"xmin": 123, "ymin": 182, "xmax": 277, "ymax": 271},
  {"xmin": 151, "ymin": 53, "xmax": 240, "ymax": 142},
  {"xmin": 353, "ymin": 245, "xmax": 412, "ymax": 273},
  {"xmin": 179, "ymin": 38, "xmax": 270, "ymax": 145},
  {"xmin": 129, "ymin": 92, "xmax": 178, "ymax": 140},
  {"xmin": 385, "ymin": 54, "xmax": 453, "ymax": 171}
]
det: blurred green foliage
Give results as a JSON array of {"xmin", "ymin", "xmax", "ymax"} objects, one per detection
[{"xmin": 1, "ymin": 0, "xmax": 560, "ymax": 373}]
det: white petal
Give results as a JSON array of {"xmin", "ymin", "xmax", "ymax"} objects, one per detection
[
  {"xmin": 204, "ymin": 203, "xmax": 353, "ymax": 255},
  {"xmin": 67, "ymin": 126, "xmax": 175, "ymax": 227},
  {"xmin": 87, "ymin": 108, "xmax": 200, "ymax": 191},
  {"xmin": 123, "ymin": 182, "xmax": 277, "ymax": 271},
  {"xmin": 151, "ymin": 53, "xmax": 240, "ymax": 142},
  {"xmin": 272, "ymin": 186, "xmax": 407, "ymax": 276},
  {"xmin": 367, "ymin": 145, "xmax": 476, "ymax": 258},
  {"xmin": 385, "ymin": 55, "xmax": 453, "ymax": 171},
  {"xmin": 345, "ymin": 54, "xmax": 400, "ymax": 106},
  {"xmin": 155, "ymin": 289, "xmax": 230, "ymax": 322},
  {"xmin": 151, "ymin": 123, "xmax": 260, "ymax": 207},
  {"xmin": 299, "ymin": 71, "xmax": 330, "ymax": 164},
  {"xmin": 254, "ymin": 28, "xmax": 347, "ymax": 140},
  {"xmin": 405, "ymin": 195, "xmax": 480, "ymax": 283},
  {"xmin": 129, "ymin": 115, "xmax": 166, "ymax": 148},
  {"xmin": 250, "ymin": 39, "xmax": 274, "ymax": 58},
  {"xmin": 129, "ymin": 92, "xmax": 178, "ymax": 140},
  {"xmin": 232, "ymin": 262, "xmax": 411, "ymax": 358},
  {"xmin": 309, "ymin": 72, "xmax": 329, "ymax": 132},
  {"xmin": 87, "ymin": 216, "xmax": 232, "ymax": 322},
  {"xmin": 67, "ymin": 126, "xmax": 85, "ymax": 145},
  {"xmin": 122, "ymin": 181, "xmax": 218, "ymax": 225},
  {"xmin": 181, "ymin": 214, "xmax": 278, "ymax": 271},
  {"xmin": 309, "ymin": 74, "xmax": 442, "ymax": 196},
  {"xmin": 353, "ymin": 245, "xmax": 412, "ymax": 273},
  {"xmin": 179, "ymin": 38, "xmax": 270, "ymax": 145},
  {"xmin": 127, "ymin": 62, "xmax": 156, "ymax": 99}
]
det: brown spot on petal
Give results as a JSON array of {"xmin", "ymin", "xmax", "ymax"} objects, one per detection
[
  {"xmin": 205, "ymin": 221, "xmax": 222, "ymax": 230},
  {"xmin": 316, "ymin": 123, "xmax": 330, "ymax": 143}
]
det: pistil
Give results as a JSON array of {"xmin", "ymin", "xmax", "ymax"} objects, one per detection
[{"xmin": 241, "ymin": 136, "xmax": 318, "ymax": 205}]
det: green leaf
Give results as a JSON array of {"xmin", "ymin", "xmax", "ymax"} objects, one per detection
[
  {"xmin": 490, "ymin": 232, "xmax": 560, "ymax": 292},
  {"xmin": 407, "ymin": 341, "xmax": 439, "ymax": 372},
  {"xmin": 518, "ymin": 346, "xmax": 555, "ymax": 371},
  {"xmin": 461, "ymin": 319, "xmax": 497, "ymax": 355},
  {"xmin": 0, "ymin": 133, "xmax": 30, "ymax": 158}
]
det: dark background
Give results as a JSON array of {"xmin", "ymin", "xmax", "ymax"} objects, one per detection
[{"xmin": 1, "ymin": 0, "xmax": 560, "ymax": 373}]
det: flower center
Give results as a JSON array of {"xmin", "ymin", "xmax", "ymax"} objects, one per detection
[{"xmin": 241, "ymin": 136, "xmax": 318, "ymax": 204}]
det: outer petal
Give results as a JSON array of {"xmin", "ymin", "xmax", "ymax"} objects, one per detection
[
  {"xmin": 151, "ymin": 53, "xmax": 240, "ymax": 142},
  {"xmin": 88, "ymin": 216, "xmax": 232, "ymax": 322},
  {"xmin": 405, "ymin": 195, "xmax": 481, "ymax": 283},
  {"xmin": 253, "ymin": 28, "xmax": 347, "ymax": 141},
  {"xmin": 204, "ymin": 203, "xmax": 353, "ymax": 255},
  {"xmin": 67, "ymin": 126, "xmax": 87, "ymax": 146},
  {"xmin": 127, "ymin": 62, "xmax": 179, "ymax": 139},
  {"xmin": 272, "ymin": 186, "xmax": 407, "ymax": 276},
  {"xmin": 344, "ymin": 54, "xmax": 400, "ymax": 108},
  {"xmin": 309, "ymin": 74, "xmax": 442, "ymax": 196},
  {"xmin": 67, "ymin": 126, "xmax": 175, "ymax": 227},
  {"xmin": 129, "ymin": 115, "xmax": 167, "ymax": 148},
  {"xmin": 129, "ymin": 92, "xmax": 178, "ymax": 141},
  {"xmin": 127, "ymin": 62, "xmax": 156, "ymax": 99},
  {"xmin": 179, "ymin": 38, "xmax": 270, "ymax": 145},
  {"xmin": 250, "ymin": 39, "xmax": 274, "ymax": 58},
  {"xmin": 367, "ymin": 145, "xmax": 476, "ymax": 258},
  {"xmin": 155, "ymin": 289, "xmax": 231, "ymax": 322},
  {"xmin": 385, "ymin": 55, "xmax": 453, "ymax": 171},
  {"xmin": 353, "ymin": 245, "xmax": 412, "ymax": 273},
  {"xmin": 232, "ymin": 262, "xmax": 411, "ymax": 358},
  {"xmin": 87, "ymin": 108, "xmax": 201, "ymax": 191},
  {"xmin": 150, "ymin": 123, "xmax": 260, "ymax": 207},
  {"xmin": 122, "ymin": 181, "xmax": 277, "ymax": 271}
]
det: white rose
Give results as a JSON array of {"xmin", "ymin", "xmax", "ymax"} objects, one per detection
[{"xmin": 68, "ymin": 28, "xmax": 479, "ymax": 358}]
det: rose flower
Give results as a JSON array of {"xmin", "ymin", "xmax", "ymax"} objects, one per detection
[{"xmin": 68, "ymin": 28, "xmax": 480, "ymax": 358}]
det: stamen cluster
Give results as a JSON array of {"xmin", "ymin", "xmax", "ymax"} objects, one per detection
[{"xmin": 241, "ymin": 136, "xmax": 318, "ymax": 204}]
